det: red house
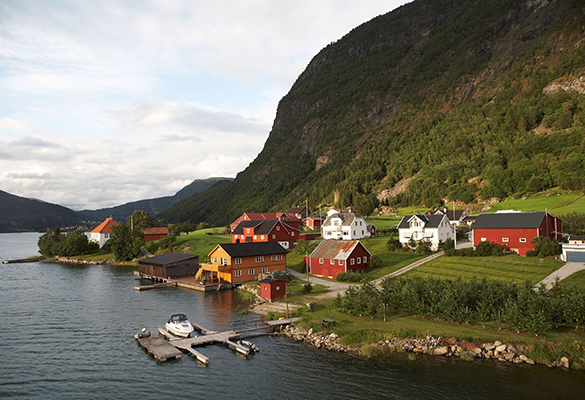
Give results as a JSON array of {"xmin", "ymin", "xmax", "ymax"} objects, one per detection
[
  {"xmin": 305, "ymin": 216, "xmax": 324, "ymax": 229},
  {"xmin": 231, "ymin": 220, "xmax": 300, "ymax": 249},
  {"xmin": 230, "ymin": 212, "xmax": 301, "ymax": 231},
  {"xmin": 259, "ymin": 278, "xmax": 286, "ymax": 300},
  {"xmin": 141, "ymin": 227, "xmax": 169, "ymax": 242},
  {"xmin": 472, "ymin": 211, "xmax": 562, "ymax": 256},
  {"xmin": 306, "ymin": 240, "xmax": 371, "ymax": 279}
]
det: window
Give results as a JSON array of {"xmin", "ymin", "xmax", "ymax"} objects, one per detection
[
  {"xmin": 248, "ymin": 268, "xmax": 255, "ymax": 276},
  {"xmin": 319, "ymin": 258, "xmax": 324, "ymax": 264},
  {"xmin": 292, "ymin": 232, "xmax": 295, "ymax": 236},
  {"xmin": 326, "ymin": 231, "xmax": 332, "ymax": 236},
  {"xmin": 357, "ymin": 257, "xmax": 361, "ymax": 264},
  {"xmin": 338, "ymin": 260, "xmax": 343, "ymax": 265},
  {"xmin": 222, "ymin": 258, "xmax": 228, "ymax": 265},
  {"xmin": 235, "ymin": 270, "xmax": 242, "ymax": 277},
  {"xmin": 246, "ymin": 228, "xmax": 250, "ymax": 234},
  {"xmin": 520, "ymin": 238, "xmax": 527, "ymax": 243},
  {"xmin": 235, "ymin": 258, "xmax": 242, "ymax": 265},
  {"xmin": 260, "ymin": 235, "xmax": 265, "ymax": 240},
  {"xmin": 363, "ymin": 256, "xmax": 367, "ymax": 263},
  {"xmin": 213, "ymin": 257, "xmax": 218, "ymax": 264},
  {"xmin": 276, "ymin": 226, "xmax": 280, "ymax": 231},
  {"xmin": 262, "ymin": 267, "xmax": 268, "ymax": 273},
  {"xmin": 276, "ymin": 286, "xmax": 280, "ymax": 291},
  {"xmin": 253, "ymin": 235, "xmax": 257, "ymax": 240},
  {"xmin": 502, "ymin": 238, "xmax": 509, "ymax": 243},
  {"xmin": 256, "ymin": 256, "xmax": 264, "ymax": 263},
  {"xmin": 350, "ymin": 258, "xmax": 355, "ymax": 265},
  {"xmin": 271, "ymin": 254, "xmax": 282, "ymax": 261},
  {"xmin": 330, "ymin": 259, "xmax": 335, "ymax": 265},
  {"xmin": 272, "ymin": 234, "xmax": 276, "ymax": 239},
  {"xmin": 481, "ymin": 238, "xmax": 487, "ymax": 242}
]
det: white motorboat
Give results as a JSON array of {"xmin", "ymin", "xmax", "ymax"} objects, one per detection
[{"xmin": 165, "ymin": 313, "xmax": 195, "ymax": 338}]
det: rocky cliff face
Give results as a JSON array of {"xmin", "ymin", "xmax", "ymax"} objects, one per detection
[{"xmin": 159, "ymin": 0, "xmax": 585, "ymax": 226}]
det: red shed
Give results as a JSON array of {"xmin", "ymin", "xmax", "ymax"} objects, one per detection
[
  {"xmin": 306, "ymin": 240, "xmax": 371, "ymax": 279},
  {"xmin": 472, "ymin": 211, "xmax": 562, "ymax": 256},
  {"xmin": 141, "ymin": 227, "xmax": 169, "ymax": 242},
  {"xmin": 259, "ymin": 278, "xmax": 286, "ymax": 300}
]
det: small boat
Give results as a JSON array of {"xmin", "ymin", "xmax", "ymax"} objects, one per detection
[
  {"xmin": 134, "ymin": 328, "xmax": 151, "ymax": 339},
  {"xmin": 165, "ymin": 313, "xmax": 195, "ymax": 338}
]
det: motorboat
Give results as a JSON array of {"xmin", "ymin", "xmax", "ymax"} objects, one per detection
[{"xmin": 165, "ymin": 313, "xmax": 195, "ymax": 338}]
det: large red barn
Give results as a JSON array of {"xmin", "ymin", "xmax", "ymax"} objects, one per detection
[
  {"xmin": 231, "ymin": 220, "xmax": 300, "ymax": 249},
  {"xmin": 307, "ymin": 240, "xmax": 371, "ymax": 279},
  {"xmin": 472, "ymin": 212, "xmax": 562, "ymax": 256}
]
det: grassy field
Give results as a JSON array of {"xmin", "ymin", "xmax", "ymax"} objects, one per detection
[
  {"xmin": 365, "ymin": 215, "xmax": 401, "ymax": 230},
  {"xmin": 360, "ymin": 236, "xmax": 423, "ymax": 279},
  {"xmin": 487, "ymin": 193, "xmax": 585, "ymax": 215},
  {"xmin": 558, "ymin": 269, "xmax": 585, "ymax": 290},
  {"xmin": 171, "ymin": 229, "xmax": 232, "ymax": 261},
  {"xmin": 404, "ymin": 254, "xmax": 562, "ymax": 284}
]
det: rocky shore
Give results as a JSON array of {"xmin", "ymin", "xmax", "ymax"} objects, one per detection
[
  {"xmin": 55, "ymin": 257, "xmax": 112, "ymax": 265},
  {"xmin": 282, "ymin": 324, "xmax": 573, "ymax": 369}
]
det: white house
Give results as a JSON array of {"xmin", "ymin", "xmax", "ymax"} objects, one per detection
[
  {"xmin": 434, "ymin": 209, "xmax": 468, "ymax": 226},
  {"xmin": 398, "ymin": 214, "xmax": 455, "ymax": 251},
  {"xmin": 321, "ymin": 212, "xmax": 370, "ymax": 240},
  {"xmin": 90, "ymin": 217, "xmax": 118, "ymax": 248}
]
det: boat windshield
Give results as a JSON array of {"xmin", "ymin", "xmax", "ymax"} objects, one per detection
[{"xmin": 169, "ymin": 314, "xmax": 188, "ymax": 322}]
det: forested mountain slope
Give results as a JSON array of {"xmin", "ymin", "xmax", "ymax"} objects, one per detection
[
  {"xmin": 159, "ymin": 0, "xmax": 585, "ymax": 227},
  {"xmin": 0, "ymin": 190, "xmax": 86, "ymax": 232}
]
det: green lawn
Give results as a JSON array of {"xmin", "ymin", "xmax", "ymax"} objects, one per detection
[
  {"xmin": 404, "ymin": 254, "xmax": 563, "ymax": 284},
  {"xmin": 486, "ymin": 193, "xmax": 585, "ymax": 215},
  {"xmin": 365, "ymin": 215, "xmax": 401, "ymax": 230},
  {"xmin": 361, "ymin": 236, "xmax": 423, "ymax": 279},
  {"xmin": 171, "ymin": 228, "xmax": 232, "ymax": 260},
  {"xmin": 559, "ymin": 269, "xmax": 585, "ymax": 290}
]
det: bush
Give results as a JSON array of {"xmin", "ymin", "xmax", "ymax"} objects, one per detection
[
  {"xmin": 337, "ymin": 270, "xmax": 366, "ymax": 282},
  {"xmin": 303, "ymin": 283, "xmax": 313, "ymax": 293},
  {"xmin": 386, "ymin": 237, "xmax": 401, "ymax": 251}
]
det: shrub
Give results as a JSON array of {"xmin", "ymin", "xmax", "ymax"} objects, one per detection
[
  {"xmin": 386, "ymin": 237, "xmax": 401, "ymax": 251},
  {"xmin": 303, "ymin": 283, "xmax": 313, "ymax": 293},
  {"xmin": 337, "ymin": 270, "xmax": 366, "ymax": 282}
]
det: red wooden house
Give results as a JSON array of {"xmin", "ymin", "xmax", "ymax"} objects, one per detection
[
  {"xmin": 141, "ymin": 227, "xmax": 169, "ymax": 242},
  {"xmin": 231, "ymin": 220, "xmax": 300, "ymax": 249},
  {"xmin": 306, "ymin": 240, "xmax": 371, "ymax": 279},
  {"xmin": 472, "ymin": 211, "xmax": 562, "ymax": 256},
  {"xmin": 259, "ymin": 278, "xmax": 286, "ymax": 300},
  {"xmin": 305, "ymin": 216, "xmax": 324, "ymax": 229}
]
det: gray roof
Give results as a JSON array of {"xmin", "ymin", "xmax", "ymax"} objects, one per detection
[
  {"xmin": 309, "ymin": 240, "xmax": 370, "ymax": 260},
  {"xmin": 216, "ymin": 242, "xmax": 287, "ymax": 257},
  {"xmin": 322, "ymin": 212, "xmax": 359, "ymax": 227},
  {"xmin": 138, "ymin": 253, "xmax": 199, "ymax": 266},
  {"xmin": 398, "ymin": 214, "xmax": 446, "ymax": 229},
  {"xmin": 472, "ymin": 212, "xmax": 547, "ymax": 229}
]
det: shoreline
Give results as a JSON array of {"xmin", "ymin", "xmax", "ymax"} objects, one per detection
[{"xmin": 282, "ymin": 324, "xmax": 576, "ymax": 369}]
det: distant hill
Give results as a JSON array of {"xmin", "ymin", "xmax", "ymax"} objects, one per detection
[
  {"xmin": 79, "ymin": 177, "xmax": 230, "ymax": 222},
  {"xmin": 0, "ymin": 190, "xmax": 86, "ymax": 233},
  {"xmin": 158, "ymin": 0, "xmax": 585, "ymax": 226}
]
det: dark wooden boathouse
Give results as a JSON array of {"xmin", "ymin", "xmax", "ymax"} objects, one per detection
[{"xmin": 138, "ymin": 253, "xmax": 199, "ymax": 280}]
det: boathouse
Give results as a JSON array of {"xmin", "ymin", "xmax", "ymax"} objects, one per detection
[
  {"xmin": 138, "ymin": 253, "xmax": 199, "ymax": 280},
  {"xmin": 259, "ymin": 278, "xmax": 286, "ymax": 300}
]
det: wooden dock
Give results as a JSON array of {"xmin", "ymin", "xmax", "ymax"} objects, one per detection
[
  {"xmin": 134, "ymin": 282, "xmax": 176, "ymax": 291},
  {"xmin": 137, "ymin": 318, "xmax": 299, "ymax": 364},
  {"xmin": 136, "ymin": 336, "xmax": 183, "ymax": 361}
]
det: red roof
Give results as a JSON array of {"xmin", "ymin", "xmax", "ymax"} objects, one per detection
[
  {"xmin": 91, "ymin": 217, "xmax": 118, "ymax": 234},
  {"xmin": 141, "ymin": 227, "xmax": 169, "ymax": 235}
]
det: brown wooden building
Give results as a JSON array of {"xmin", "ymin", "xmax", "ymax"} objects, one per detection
[{"xmin": 138, "ymin": 253, "xmax": 199, "ymax": 279}]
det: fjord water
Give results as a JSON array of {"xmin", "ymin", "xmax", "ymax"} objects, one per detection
[{"xmin": 1, "ymin": 233, "xmax": 584, "ymax": 399}]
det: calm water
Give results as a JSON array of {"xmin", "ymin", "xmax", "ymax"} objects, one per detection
[{"xmin": 1, "ymin": 233, "xmax": 585, "ymax": 399}]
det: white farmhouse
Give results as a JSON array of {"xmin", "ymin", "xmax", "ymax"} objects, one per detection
[
  {"xmin": 321, "ymin": 212, "xmax": 370, "ymax": 240},
  {"xmin": 398, "ymin": 214, "xmax": 454, "ymax": 251},
  {"xmin": 90, "ymin": 217, "xmax": 118, "ymax": 248}
]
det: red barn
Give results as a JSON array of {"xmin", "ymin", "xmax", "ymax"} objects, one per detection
[
  {"xmin": 305, "ymin": 216, "xmax": 324, "ymax": 229},
  {"xmin": 141, "ymin": 227, "xmax": 169, "ymax": 242},
  {"xmin": 307, "ymin": 240, "xmax": 371, "ymax": 279},
  {"xmin": 259, "ymin": 278, "xmax": 286, "ymax": 300},
  {"xmin": 230, "ymin": 212, "xmax": 301, "ymax": 231},
  {"xmin": 472, "ymin": 211, "xmax": 562, "ymax": 256}
]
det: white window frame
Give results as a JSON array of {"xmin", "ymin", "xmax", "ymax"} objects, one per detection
[
  {"xmin": 276, "ymin": 226, "xmax": 280, "ymax": 231},
  {"xmin": 357, "ymin": 257, "xmax": 361, "ymax": 264},
  {"xmin": 235, "ymin": 258, "xmax": 242, "ymax": 265},
  {"xmin": 271, "ymin": 254, "xmax": 282, "ymax": 261},
  {"xmin": 272, "ymin": 234, "xmax": 276, "ymax": 239},
  {"xmin": 222, "ymin": 258, "xmax": 228, "ymax": 265},
  {"xmin": 363, "ymin": 256, "xmax": 367, "ymax": 263},
  {"xmin": 520, "ymin": 238, "xmax": 527, "ymax": 243},
  {"xmin": 213, "ymin": 257, "xmax": 218, "ymax": 264},
  {"xmin": 256, "ymin": 256, "xmax": 264, "ymax": 263},
  {"xmin": 330, "ymin": 259, "xmax": 335, "ymax": 265},
  {"xmin": 350, "ymin": 258, "xmax": 355, "ymax": 265},
  {"xmin": 319, "ymin": 258, "xmax": 324, "ymax": 264},
  {"xmin": 235, "ymin": 270, "xmax": 242, "ymax": 277},
  {"xmin": 262, "ymin": 267, "xmax": 268, "ymax": 273},
  {"xmin": 338, "ymin": 260, "xmax": 343, "ymax": 265},
  {"xmin": 502, "ymin": 238, "xmax": 509, "ymax": 243},
  {"xmin": 248, "ymin": 268, "xmax": 255, "ymax": 276}
]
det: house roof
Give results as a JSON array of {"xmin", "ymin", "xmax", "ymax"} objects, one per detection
[
  {"xmin": 91, "ymin": 217, "xmax": 118, "ymax": 234},
  {"xmin": 232, "ymin": 220, "xmax": 299, "ymax": 235},
  {"xmin": 309, "ymin": 240, "xmax": 371, "ymax": 260},
  {"xmin": 435, "ymin": 209, "xmax": 466, "ymax": 220},
  {"xmin": 212, "ymin": 242, "xmax": 287, "ymax": 257},
  {"xmin": 288, "ymin": 206, "xmax": 307, "ymax": 213},
  {"xmin": 322, "ymin": 212, "xmax": 360, "ymax": 227},
  {"xmin": 230, "ymin": 212, "xmax": 300, "ymax": 227},
  {"xmin": 398, "ymin": 214, "xmax": 446, "ymax": 229},
  {"xmin": 138, "ymin": 253, "xmax": 198, "ymax": 266},
  {"xmin": 141, "ymin": 227, "xmax": 169, "ymax": 235},
  {"xmin": 472, "ymin": 212, "xmax": 550, "ymax": 229},
  {"xmin": 259, "ymin": 278, "xmax": 283, "ymax": 284}
]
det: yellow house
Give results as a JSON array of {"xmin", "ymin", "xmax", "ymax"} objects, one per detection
[{"xmin": 196, "ymin": 242, "xmax": 287, "ymax": 284}]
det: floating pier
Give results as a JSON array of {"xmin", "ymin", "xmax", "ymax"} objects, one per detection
[
  {"xmin": 136, "ymin": 318, "xmax": 300, "ymax": 364},
  {"xmin": 134, "ymin": 282, "xmax": 176, "ymax": 291}
]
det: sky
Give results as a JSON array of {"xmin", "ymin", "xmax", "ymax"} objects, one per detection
[{"xmin": 0, "ymin": 0, "xmax": 409, "ymax": 211}]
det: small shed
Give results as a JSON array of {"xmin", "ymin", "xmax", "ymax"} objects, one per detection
[
  {"xmin": 259, "ymin": 278, "xmax": 286, "ymax": 300},
  {"xmin": 141, "ymin": 227, "xmax": 169, "ymax": 242},
  {"xmin": 138, "ymin": 253, "xmax": 199, "ymax": 279}
]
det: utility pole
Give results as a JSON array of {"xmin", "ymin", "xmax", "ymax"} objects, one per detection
[
  {"xmin": 453, "ymin": 201, "xmax": 457, "ymax": 249},
  {"xmin": 306, "ymin": 251, "xmax": 310, "ymax": 284}
]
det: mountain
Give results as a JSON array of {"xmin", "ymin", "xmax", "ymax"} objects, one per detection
[
  {"xmin": 158, "ymin": 0, "xmax": 585, "ymax": 227},
  {"xmin": 0, "ymin": 190, "xmax": 86, "ymax": 233},
  {"xmin": 79, "ymin": 177, "xmax": 230, "ymax": 222}
]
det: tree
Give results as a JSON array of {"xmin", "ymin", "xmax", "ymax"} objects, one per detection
[
  {"xmin": 38, "ymin": 227, "xmax": 66, "ymax": 257},
  {"xmin": 64, "ymin": 229, "xmax": 98, "ymax": 256},
  {"xmin": 126, "ymin": 210, "xmax": 154, "ymax": 230},
  {"xmin": 109, "ymin": 222, "xmax": 145, "ymax": 261},
  {"xmin": 196, "ymin": 222, "xmax": 211, "ymax": 230}
]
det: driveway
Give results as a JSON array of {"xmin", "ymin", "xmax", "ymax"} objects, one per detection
[
  {"xmin": 536, "ymin": 262, "xmax": 585, "ymax": 290},
  {"xmin": 286, "ymin": 268, "xmax": 355, "ymax": 298}
]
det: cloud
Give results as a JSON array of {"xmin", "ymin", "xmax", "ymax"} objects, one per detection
[{"xmin": 0, "ymin": 0, "xmax": 408, "ymax": 210}]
